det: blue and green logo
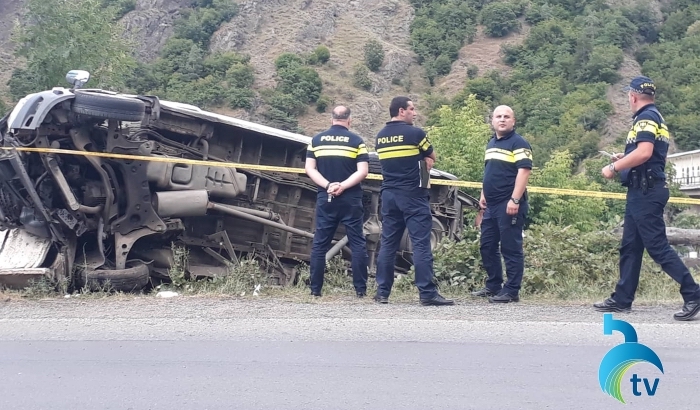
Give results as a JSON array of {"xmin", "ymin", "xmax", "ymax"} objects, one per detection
[{"xmin": 598, "ymin": 313, "xmax": 663, "ymax": 403}]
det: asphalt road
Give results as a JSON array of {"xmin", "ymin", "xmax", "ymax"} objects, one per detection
[{"xmin": 0, "ymin": 296, "xmax": 697, "ymax": 410}]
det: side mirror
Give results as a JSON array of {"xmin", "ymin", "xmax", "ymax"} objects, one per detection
[{"xmin": 66, "ymin": 70, "xmax": 91, "ymax": 89}]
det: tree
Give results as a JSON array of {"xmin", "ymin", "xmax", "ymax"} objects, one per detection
[
  {"xmin": 277, "ymin": 66, "xmax": 323, "ymax": 105},
  {"xmin": 275, "ymin": 53, "xmax": 304, "ymax": 71},
  {"xmin": 307, "ymin": 46, "xmax": 330, "ymax": 65},
  {"xmin": 529, "ymin": 150, "xmax": 608, "ymax": 232},
  {"xmin": 353, "ymin": 64, "xmax": 372, "ymax": 91},
  {"xmin": 426, "ymin": 95, "xmax": 492, "ymax": 185},
  {"xmin": 480, "ymin": 3, "xmax": 520, "ymax": 38},
  {"xmin": 10, "ymin": 0, "xmax": 135, "ymax": 99},
  {"xmin": 364, "ymin": 40, "xmax": 385, "ymax": 72}
]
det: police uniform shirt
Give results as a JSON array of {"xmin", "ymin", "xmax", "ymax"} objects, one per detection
[
  {"xmin": 620, "ymin": 103, "xmax": 669, "ymax": 184},
  {"xmin": 482, "ymin": 130, "xmax": 533, "ymax": 204},
  {"xmin": 306, "ymin": 125, "xmax": 369, "ymax": 196},
  {"xmin": 375, "ymin": 121, "xmax": 433, "ymax": 194}
]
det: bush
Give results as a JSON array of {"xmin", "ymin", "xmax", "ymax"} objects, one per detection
[
  {"xmin": 363, "ymin": 40, "xmax": 385, "ymax": 72},
  {"xmin": 316, "ymin": 95, "xmax": 331, "ymax": 113},
  {"xmin": 480, "ymin": 3, "xmax": 521, "ymax": 37},
  {"xmin": 575, "ymin": 44, "xmax": 624, "ymax": 84},
  {"xmin": 659, "ymin": 7, "xmax": 700, "ymax": 41},
  {"xmin": 307, "ymin": 45, "xmax": 330, "ymax": 65},
  {"xmin": 275, "ymin": 53, "xmax": 305, "ymax": 71},
  {"xmin": 525, "ymin": 3, "xmax": 568, "ymax": 25},
  {"xmin": 433, "ymin": 223, "xmax": 686, "ymax": 299},
  {"xmin": 466, "ymin": 64, "xmax": 479, "ymax": 79},
  {"xmin": 228, "ymin": 87, "xmax": 254, "ymax": 109},
  {"xmin": 409, "ymin": 0, "xmax": 478, "ymax": 79},
  {"xmin": 263, "ymin": 107, "xmax": 301, "ymax": 132},
  {"xmin": 277, "ymin": 66, "xmax": 323, "ymax": 104},
  {"xmin": 8, "ymin": 68, "xmax": 43, "ymax": 100},
  {"xmin": 204, "ymin": 52, "xmax": 250, "ymax": 77},
  {"xmin": 174, "ymin": 0, "xmax": 238, "ymax": 47},
  {"xmin": 226, "ymin": 62, "xmax": 255, "ymax": 89},
  {"xmin": 100, "ymin": 0, "xmax": 136, "ymax": 18},
  {"xmin": 164, "ymin": 74, "xmax": 227, "ymax": 108},
  {"xmin": 433, "ymin": 54, "xmax": 453, "ymax": 76},
  {"xmin": 352, "ymin": 64, "xmax": 372, "ymax": 90}
]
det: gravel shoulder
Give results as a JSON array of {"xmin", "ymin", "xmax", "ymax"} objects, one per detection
[{"xmin": 1, "ymin": 295, "xmax": 698, "ymax": 348}]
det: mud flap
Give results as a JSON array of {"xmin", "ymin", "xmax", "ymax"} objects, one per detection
[{"xmin": 0, "ymin": 228, "xmax": 54, "ymax": 288}]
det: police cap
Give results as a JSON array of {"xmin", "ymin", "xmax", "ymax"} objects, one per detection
[{"xmin": 623, "ymin": 75, "xmax": 656, "ymax": 96}]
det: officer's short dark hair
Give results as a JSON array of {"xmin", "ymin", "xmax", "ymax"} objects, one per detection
[
  {"xmin": 389, "ymin": 96, "xmax": 412, "ymax": 118},
  {"xmin": 332, "ymin": 106, "xmax": 351, "ymax": 120}
]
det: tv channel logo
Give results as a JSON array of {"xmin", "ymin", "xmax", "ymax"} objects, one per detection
[{"xmin": 598, "ymin": 313, "xmax": 663, "ymax": 404}]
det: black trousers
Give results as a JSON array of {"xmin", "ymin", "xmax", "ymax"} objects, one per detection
[
  {"xmin": 612, "ymin": 184, "xmax": 700, "ymax": 307},
  {"xmin": 479, "ymin": 198, "xmax": 528, "ymax": 296},
  {"xmin": 309, "ymin": 192, "xmax": 368, "ymax": 294},
  {"xmin": 375, "ymin": 189, "xmax": 437, "ymax": 299}
]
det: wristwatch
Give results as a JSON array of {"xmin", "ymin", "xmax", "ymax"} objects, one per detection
[
  {"xmin": 511, "ymin": 197, "xmax": 520, "ymax": 204},
  {"xmin": 608, "ymin": 163, "xmax": 616, "ymax": 173},
  {"xmin": 325, "ymin": 182, "xmax": 331, "ymax": 190}
]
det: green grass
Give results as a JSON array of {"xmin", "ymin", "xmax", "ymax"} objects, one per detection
[
  {"xmin": 1, "ymin": 269, "xmax": 689, "ymax": 306},
  {"xmin": 1, "ymin": 249, "xmax": 695, "ymax": 306}
]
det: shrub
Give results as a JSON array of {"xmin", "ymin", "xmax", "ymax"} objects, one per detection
[
  {"xmin": 480, "ymin": 2, "xmax": 521, "ymax": 37},
  {"xmin": 226, "ymin": 62, "xmax": 255, "ymax": 89},
  {"xmin": 308, "ymin": 45, "xmax": 330, "ymax": 65},
  {"xmin": 352, "ymin": 64, "xmax": 372, "ymax": 90},
  {"xmin": 466, "ymin": 64, "xmax": 479, "ymax": 79},
  {"xmin": 277, "ymin": 66, "xmax": 323, "ymax": 104},
  {"xmin": 275, "ymin": 53, "xmax": 304, "ymax": 71},
  {"xmin": 433, "ymin": 223, "xmax": 686, "ymax": 300},
  {"xmin": 204, "ymin": 52, "xmax": 250, "ymax": 77},
  {"xmin": 100, "ymin": 0, "xmax": 136, "ymax": 18},
  {"xmin": 363, "ymin": 40, "xmax": 385, "ymax": 72},
  {"xmin": 174, "ymin": 3, "xmax": 238, "ymax": 47},
  {"xmin": 263, "ymin": 107, "xmax": 301, "ymax": 132},
  {"xmin": 433, "ymin": 54, "xmax": 453, "ymax": 76},
  {"xmin": 316, "ymin": 95, "xmax": 331, "ymax": 113},
  {"xmin": 228, "ymin": 88, "xmax": 254, "ymax": 109},
  {"xmin": 409, "ymin": 0, "xmax": 478, "ymax": 79}
]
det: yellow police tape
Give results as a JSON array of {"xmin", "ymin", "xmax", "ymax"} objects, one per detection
[{"xmin": 3, "ymin": 146, "xmax": 700, "ymax": 205}]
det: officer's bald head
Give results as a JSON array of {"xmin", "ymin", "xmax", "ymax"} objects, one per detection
[
  {"xmin": 493, "ymin": 105, "xmax": 515, "ymax": 119},
  {"xmin": 491, "ymin": 105, "xmax": 516, "ymax": 138},
  {"xmin": 332, "ymin": 106, "xmax": 351, "ymax": 120}
]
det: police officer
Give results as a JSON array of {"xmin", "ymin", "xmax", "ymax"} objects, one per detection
[
  {"xmin": 595, "ymin": 76, "xmax": 700, "ymax": 321},
  {"xmin": 305, "ymin": 106, "xmax": 369, "ymax": 297},
  {"xmin": 373, "ymin": 96, "xmax": 453, "ymax": 306},
  {"xmin": 471, "ymin": 105, "xmax": 532, "ymax": 303}
]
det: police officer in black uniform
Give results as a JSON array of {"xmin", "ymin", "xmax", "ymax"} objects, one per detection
[
  {"xmin": 594, "ymin": 76, "xmax": 700, "ymax": 321},
  {"xmin": 471, "ymin": 105, "xmax": 532, "ymax": 303},
  {"xmin": 305, "ymin": 106, "xmax": 369, "ymax": 297},
  {"xmin": 373, "ymin": 96, "xmax": 453, "ymax": 306}
]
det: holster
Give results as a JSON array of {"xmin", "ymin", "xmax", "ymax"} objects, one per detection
[
  {"xmin": 640, "ymin": 170, "xmax": 648, "ymax": 194},
  {"xmin": 630, "ymin": 170, "xmax": 640, "ymax": 189},
  {"xmin": 645, "ymin": 169, "xmax": 656, "ymax": 189},
  {"xmin": 631, "ymin": 167, "xmax": 654, "ymax": 194}
]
